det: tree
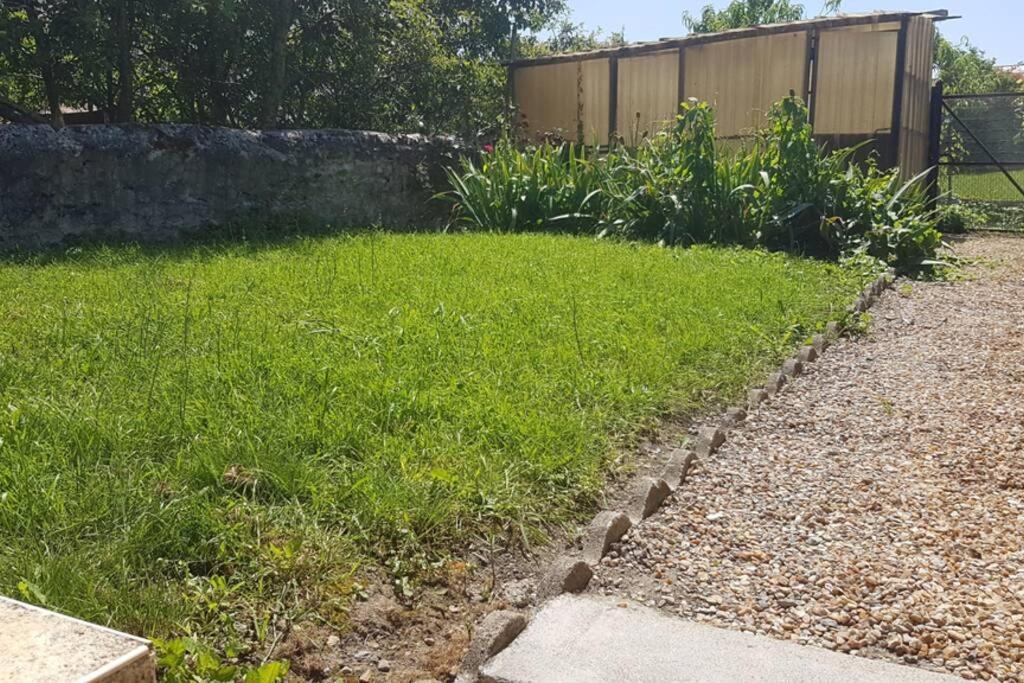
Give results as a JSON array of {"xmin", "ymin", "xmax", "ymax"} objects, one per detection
[
  {"xmin": 526, "ymin": 19, "xmax": 625, "ymax": 56},
  {"xmin": 0, "ymin": 0, "xmax": 568, "ymax": 133},
  {"xmin": 683, "ymin": 0, "xmax": 840, "ymax": 34},
  {"xmin": 935, "ymin": 35, "xmax": 1022, "ymax": 95}
]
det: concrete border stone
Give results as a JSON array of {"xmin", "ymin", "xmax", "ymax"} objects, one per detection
[
  {"xmin": 797, "ymin": 345, "xmax": 818, "ymax": 364},
  {"xmin": 457, "ymin": 610, "xmax": 527, "ymax": 680},
  {"xmin": 694, "ymin": 425, "xmax": 726, "ymax": 458},
  {"xmin": 765, "ymin": 372, "xmax": 787, "ymax": 396},
  {"xmin": 661, "ymin": 449, "xmax": 696, "ymax": 489},
  {"xmin": 781, "ymin": 358, "xmax": 804, "ymax": 377},
  {"xmin": 722, "ymin": 407, "xmax": 747, "ymax": 428},
  {"xmin": 747, "ymin": 388, "xmax": 769, "ymax": 410},
  {"xmin": 627, "ymin": 478, "xmax": 672, "ymax": 523},
  {"xmin": 582, "ymin": 512, "xmax": 632, "ymax": 564},
  {"xmin": 537, "ymin": 557, "xmax": 593, "ymax": 601}
]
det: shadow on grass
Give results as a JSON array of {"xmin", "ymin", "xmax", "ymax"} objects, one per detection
[{"xmin": 0, "ymin": 217, "xmax": 451, "ymax": 267}]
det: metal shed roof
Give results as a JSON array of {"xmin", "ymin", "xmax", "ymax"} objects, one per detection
[{"xmin": 507, "ymin": 9, "xmax": 953, "ymax": 68}]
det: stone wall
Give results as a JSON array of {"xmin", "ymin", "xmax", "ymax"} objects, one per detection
[{"xmin": 0, "ymin": 124, "xmax": 463, "ymax": 250}]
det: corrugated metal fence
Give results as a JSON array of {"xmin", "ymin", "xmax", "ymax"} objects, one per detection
[{"xmin": 509, "ymin": 11, "xmax": 942, "ymax": 177}]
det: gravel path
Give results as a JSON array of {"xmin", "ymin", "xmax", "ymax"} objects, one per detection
[{"xmin": 589, "ymin": 234, "xmax": 1024, "ymax": 682}]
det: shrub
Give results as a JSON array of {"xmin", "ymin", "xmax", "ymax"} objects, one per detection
[
  {"xmin": 443, "ymin": 140, "xmax": 607, "ymax": 234},
  {"xmin": 443, "ymin": 97, "xmax": 943, "ymax": 274},
  {"xmin": 935, "ymin": 202, "xmax": 988, "ymax": 233}
]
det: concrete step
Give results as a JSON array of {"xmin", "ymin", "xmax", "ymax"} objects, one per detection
[
  {"xmin": 481, "ymin": 595, "xmax": 961, "ymax": 683},
  {"xmin": 0, "ymin": 596, "xmax": 155, "ymax": 682}
]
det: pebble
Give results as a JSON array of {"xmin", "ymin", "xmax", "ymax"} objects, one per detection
[{"xmin": 589, "ymin": 236, "xmax": 1024, "ymax": 683}]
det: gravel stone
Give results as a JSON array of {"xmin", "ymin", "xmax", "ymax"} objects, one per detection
[
  {"xmin": 811, "ymin": 333, "xmax": 828, "ymax": 353},
  {"xmin": 500, "ymin": 579, "xmax": 534, "ymax": 608},
  {"xmin": 589, "ymin": 235, "xmax": 1024, "ymax": 682}
]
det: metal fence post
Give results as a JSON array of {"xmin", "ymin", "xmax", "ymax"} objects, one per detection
[{"xmin": 926, "ymin": 80, "xmax": 944, "ymax": 208}]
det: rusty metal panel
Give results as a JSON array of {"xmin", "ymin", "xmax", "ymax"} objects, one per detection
[
  {"xmin": 616, "ymin": 50, "xmax": 680, "ymax": 144},
  {"xmin": 898, "ymin": 16, "xmax": 935, "ymax": 176},
  {"xmin": 684, "ymin": 31, "xmax": 808, "ymax": 138},
  {"xmin": 513, "ymin": 61, "xmax": 579, "ymax": 142},
  {"xmin": 813, "ymin": 28, "xmax": 898, "ymax": 136},
  {"xmin": 580, "ymin": 58, "xmax": 611, "ymax": 145}
]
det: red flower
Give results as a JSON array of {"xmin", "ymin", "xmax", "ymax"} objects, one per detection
[{"xmin": 483, "ymin": 144, "xmax": 494, "ymax": 154}]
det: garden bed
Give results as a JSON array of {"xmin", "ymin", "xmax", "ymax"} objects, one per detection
[{"xmin": 0, "ymin": 232, "xmax": 863, "ymax": 677}]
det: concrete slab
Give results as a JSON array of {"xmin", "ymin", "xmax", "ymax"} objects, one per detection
[
  {"xmin": 0, "ymin": 596, "xmax": 155, "ymax": 682},
  {"xmin": 481, "ymin": 595, "xmax": 960, "ymax": 683}
]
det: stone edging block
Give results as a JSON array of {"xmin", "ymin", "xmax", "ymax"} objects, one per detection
[
  {"xmin": 764, "ymin": 372, "xmax": 787, "ymax": 395},
  {"xmin": 722, "ymin": 407, "xmax": 747, "ymax": 428},
  {"xmin": 582, "ymin": 511, "xmax": 632, "ymax": 564},
  {"xmin": 781, "ymin": 358, "xmax": 803, "ymax": 378},
  {"xmin": 537, "ymin": 557, "xmax": 593, "ymax": 601},
  {"xmin": 459, "ymin": 269, "xmax": 903, "ymax": 681},
  {"xmin": 797, "ymin": 345, "xmax": 818, "ymax": 364},
  {"xmin": 627, "ymin": 477, "xmax": 672, "ymax": 523},
  {"xmin": 748, "ymin": 388, "xmax": 769, "ymax": 411},
  {"xmin": 694, "ymin": 426, "xmax": 726, "ymax": 458},
  {"xmin": 661, "ymin": 449, "xmax": 696, "ymax": 489},
  {"xmin": 457, "ymin": 610, "xmax": 527, "ymax": 681}
]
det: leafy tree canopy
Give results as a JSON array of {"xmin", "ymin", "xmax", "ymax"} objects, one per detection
[
  {"xmin": 0, "ymin": 0, "xmax": 567, "ymax": 137},
  {"xmin": 683, "ymin": 0, "xmax": 840, "ymax": 34},
  {"xmin": 935, "ymin": 34, "xmax": 1023, "ymax": 95}
]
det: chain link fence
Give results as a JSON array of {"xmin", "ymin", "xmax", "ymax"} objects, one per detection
[{"xmin": 939, "ymin": 92, "xmax": 1024, "ymax": 231}]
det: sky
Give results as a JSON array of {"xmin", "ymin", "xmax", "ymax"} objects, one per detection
[{"xmin": 564, "ymin": 0, "xmax": 1023, "ymax": 66}]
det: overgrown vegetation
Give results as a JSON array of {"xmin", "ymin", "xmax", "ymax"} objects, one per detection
[
  {"xmin": 0, "ymin": 233, "xmax": 862, "ymax": 665},
  {"xmin": 446, "ymin": 98, "xmax": 942, "ymax": 273}
]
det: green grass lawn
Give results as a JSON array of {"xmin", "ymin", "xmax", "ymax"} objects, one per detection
[
  {"xmin": 0, "ymin": 232, "xmax": 862, "ymax": 652},
  {"xmin": 945, "ymin": 167, "xmax": 1024, "ymax": 203}
]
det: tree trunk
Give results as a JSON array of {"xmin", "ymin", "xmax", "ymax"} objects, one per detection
[
  {"xmin": 25, "ymin": 3, "xmax": 64, "ymax": 128},
  {"xmin": 114, "ymin": 0, "xmax": 134, "ymax": 122},
  {"xmin": 259, "ymin": 0, "xmax": 294, "ymax": 129}
]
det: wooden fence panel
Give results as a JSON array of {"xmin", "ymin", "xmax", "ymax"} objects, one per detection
[
  {"xmin": 813, "ymin": 28, "xmax": 898, "ymax": 136},
  {"xmin": 513, "ymin": 62, "xmax": 579, "ymax": 141},
  {"xmin": 616, "ymin": 50, "xmax": 680, "ymax": 144},
  {"xmin": 684, "ymin": 31, "xmax": 808, "ymax": 138},
  {"xmin": 581, "ymin": 59, "xmax": 611, "ymax": 145}
]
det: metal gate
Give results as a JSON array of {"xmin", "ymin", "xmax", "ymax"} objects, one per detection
[{"xmin": 931, "ymin": 84, "xmax": 1024, "ymax": 230}]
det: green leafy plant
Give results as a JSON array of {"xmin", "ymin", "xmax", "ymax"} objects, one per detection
[
  {"xmin": 155, "ymin": 637, "xmax": 288, "ymax": 683},
  {"xmin": 444, "ymin": 96, "xmax": 944, "ymax": 274}
]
